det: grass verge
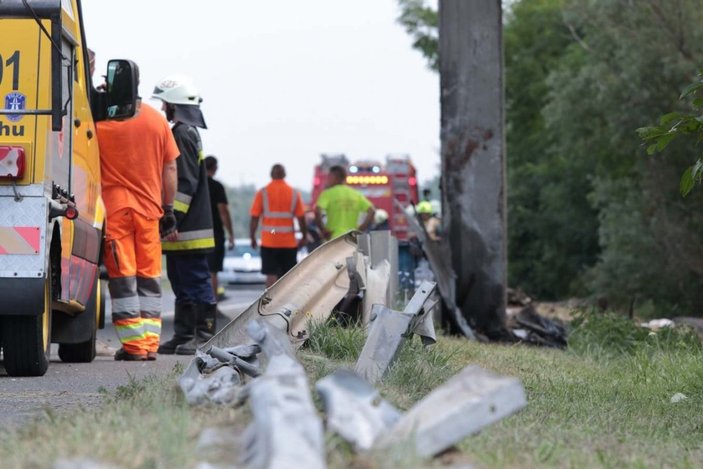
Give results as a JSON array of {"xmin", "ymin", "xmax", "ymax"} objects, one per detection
[
  {"xmin": 305, "ymin": 315, "xmax": 703, "ymax": 468},
  {"xmin": 0, "ymin": 365, "xmax": 245, "ymax": 469},
  {"xmin": 1, "ymin": 312, "xmax": 702, "ymax": 468}
]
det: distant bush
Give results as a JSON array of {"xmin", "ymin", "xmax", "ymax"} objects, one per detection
[{"xmin": 568, "ymin": 310, "xmax": 702, "ymax": 357}]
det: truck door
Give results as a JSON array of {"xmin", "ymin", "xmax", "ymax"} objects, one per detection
[{"xmin": 50, "ymin": 37, "xmax": 76, "ymax": 303}]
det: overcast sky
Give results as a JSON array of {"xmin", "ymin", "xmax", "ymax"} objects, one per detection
[{"xmin": 82, "ymin": 0, "xmax": 440, "ymax": 192}]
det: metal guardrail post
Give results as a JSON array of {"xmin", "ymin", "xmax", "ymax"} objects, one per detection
[
  {"xmin": 354, "ymin": 281, "xmax": 437, "ymax": 384},
  {"xmin": 377, "ymin": 365, "xmax": 526, "ymax": 457}
]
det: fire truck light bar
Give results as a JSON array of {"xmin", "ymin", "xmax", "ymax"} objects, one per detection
[{"xmin": 347, "ymin": 175, "xmax": 389, "ymax": 185}]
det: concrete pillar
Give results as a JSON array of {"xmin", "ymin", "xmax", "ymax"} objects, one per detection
[{"xmin": 439, "ymin": 0, "xmax": 507, "ymax": 336}]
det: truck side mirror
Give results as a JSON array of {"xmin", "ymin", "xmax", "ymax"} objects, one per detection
[{"xmin": 105, "ymin": 59, "xmax": 139, "ymax": 119}]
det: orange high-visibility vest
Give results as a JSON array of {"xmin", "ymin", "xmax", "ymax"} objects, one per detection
[{"xmin": 251, "ymin": 180, "xmax": 303, "ymax": 248}]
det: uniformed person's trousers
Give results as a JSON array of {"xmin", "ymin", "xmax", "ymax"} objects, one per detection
[{"xmin": 104, "ymin": 208, "xmax": 162, "ymax": 356}]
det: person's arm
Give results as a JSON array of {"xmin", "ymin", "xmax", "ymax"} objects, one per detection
[
  {"xmin": 161, "ymin": 159, "xmax": 177, "ymax": 207},
  {"xmin": 292, "ymin": 191, "xmax": 308, "ymax": 248},
  {"xmin": 219, "ymin": 203, "xmax": 235, "ymax": 249},
  {"xmin": 314, "ymin": 206, "xmax": 331, "ymax": 240},
  {"xmin": 160, "ymin": 159, "xmax": 179, "ymax": 241},
  {"xmin": 358, "ymin": 206, "xmax": 375, "ymax": 232},
  {"xmin": 172, "ymin": 127, "xmax": 202, "ymax": 217},
  {"xmin": 250, "ymin": 216, "xmax": 260, "ymax": 249},
  {"xmin": 296, "ymin": 215, "xmax": 308, "ymax": 249},
  {"xmin": 249, "ymin": 190, "xmax": 263, "ymax": 249}
]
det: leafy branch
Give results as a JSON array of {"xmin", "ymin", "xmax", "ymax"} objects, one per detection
[
  {"xmin": 637, "ymin": 73, "xmax": 703, "ymax": 195},
  {"xmin": 396, "ymin": 0, "xmax": 439, "ymax": 71}
]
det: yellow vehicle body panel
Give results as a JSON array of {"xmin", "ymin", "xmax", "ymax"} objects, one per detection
[{"xmin": 0, "ymin": 0, "xmax": 103, "ymax": 314}]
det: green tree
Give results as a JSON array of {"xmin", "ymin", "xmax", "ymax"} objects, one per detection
[
  {"xmin": 504, "ymin": 0, "xmax": 588, "ymax": 298},
  {"xmin": 397, "ymin": 0, "xmax": 438, "ymax": 71},
  {"xmin": 638, "ymin": 73, "xmax": 703, "ymax": 196},
  {"xmin": 398, "ymin": 0, "xmax": 703, "ymax": 312},
  {"xmin": 550, "ymin": 0, "xmax": 703, "ymax": 311}
]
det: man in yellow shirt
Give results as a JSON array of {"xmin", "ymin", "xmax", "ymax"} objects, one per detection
[{"xmin": 315, "ymin": 165, "xmax": 375, "ymax": 240}]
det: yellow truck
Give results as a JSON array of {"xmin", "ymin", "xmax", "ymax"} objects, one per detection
[{"xmin": 0, "ymin": 0, "xmax": 138, "ymax": 376}]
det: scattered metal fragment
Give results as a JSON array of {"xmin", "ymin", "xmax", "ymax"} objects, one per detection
[
  {"xmin": 507, "ymin": 304, "xmax": 567, "ymax": 348},
  {"xmin": 359, "ymin": 231, "xmax": 398, "ymax": 305},
  {"xmin": 221, "ymin": 343, "xmax": 262, "ymax": 358},
  {"xmin": 355, "ymin": 281, "xmax": 438, "ymax": 385},
  {"xmin": 206, "ymin": 345, "xmax": 262, "ymax": 378},
  {"xmin": 335, "ymin": 253, "xmax": 365, "ymax": 323},
  {"xmin": 180, "ymin": 364, "xmax": 244, "ymax": 406},
  {"xmin": 345, "ymin": 248, "xmax": 393, "ymax": 327},
  {"xmin": 376, "ymin": 365, "xmax": 526, "ymax": 457},
  {"xmin": 316, "ymin": 369, "xmax": 401, "ymax": 451},
  {"xmin": 402, "ymin": 200, "xmax": 477, "ymax": 340},
  {"xmin": 195, "ymin": 352, "xmax": 226, "ymax": 374},
  {"xmin": 240, "ymin": 320, "xmax": 326, "ymax": 469},
  {"xmin": 363, "ymin": 259, "xmax": 391, "ymax": 326}
]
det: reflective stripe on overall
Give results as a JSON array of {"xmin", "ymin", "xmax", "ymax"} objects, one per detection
[{"xmin": 104, "ymin": 209, "xmax": 162, "ymax": 355}]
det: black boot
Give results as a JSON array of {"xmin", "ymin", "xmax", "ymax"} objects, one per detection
[
  {"xmin": 158, "ymin": 303, "xmax": 196, "ymax": 354},
  {"xmin": 175, "ymin": 303, "xmax": 217, "ymax": 355}
]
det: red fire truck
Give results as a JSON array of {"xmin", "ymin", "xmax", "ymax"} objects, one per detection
[{"xmin": 311, "ymin": 153, "xmax": 420, "ymax": 241}]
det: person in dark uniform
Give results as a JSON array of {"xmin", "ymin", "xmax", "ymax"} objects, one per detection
[
  {"xmin": 151, "ymin": 74, "xmax": 217, "ymax": 356},
  {"xmin": 204, "ymin": 155, "xmax": 235, "ymax": 300}
]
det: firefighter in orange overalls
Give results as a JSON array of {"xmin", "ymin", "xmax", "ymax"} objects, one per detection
[
  {"xmin": 249, "ymin": 164, "xmax": 308, "ymax": 287},
  {"xmin": 96, "ymin": 74, "xmax": 180, "ymax": 361}
]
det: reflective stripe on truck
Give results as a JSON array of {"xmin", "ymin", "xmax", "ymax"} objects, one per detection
[{"xmin": 0, "ymin": 226, "xmax": 40, "ymax": 254}]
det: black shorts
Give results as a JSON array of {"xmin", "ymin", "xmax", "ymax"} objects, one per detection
[
  {"xmin": 260, "ymin": 246, "xmax": 298, "ymax": 277},
  {"xmin": 206, "ymin": 237, "xmax": 225, "ymax": 272}
]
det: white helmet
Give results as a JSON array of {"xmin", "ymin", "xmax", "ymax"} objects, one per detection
[
  {"xmin": 374, "ymin": 208, "xmax": 389, "ymax": 225},
  {"xmin": 152, "ymin": 74, "xmax": 203, "ymax": 105}
]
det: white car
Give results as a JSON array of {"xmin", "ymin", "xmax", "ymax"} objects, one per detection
[{"xmin": 218, "ymin": 239, "xmax": 266, "ymax": 285}]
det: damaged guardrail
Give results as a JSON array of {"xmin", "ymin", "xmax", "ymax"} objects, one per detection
[
  {"xmin": 375, "ymin": 365, "xmax": 526, "ymax": 457},
  {"xmin": 181, "ymin": 230, "xmax": 526, "ymax": 467},
  {"xmin": 354, "ymin": 280, "xmax": 437, "ymax": 384},
  {"xmin": 316, "ymin": 369, "xmax": 401, "ymax": 452},
  {"xmin": 180, "ymin": 233, "xmax": 359, "ymax": 405},
  {"xmin": 240, "ymin": 320, "xmax": 325, "ymax": 469},
  {"xmin": 400, "ymin": 200, "xmax": 477, "ymax": 340},
  {"xmin": 316, "ymin": 366, "xmax": 526, "ymax": 458}
]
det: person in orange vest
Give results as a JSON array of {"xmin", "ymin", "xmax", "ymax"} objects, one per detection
[
  {"xmin": 249, "ymin": 164, "xmax": 308, "ymax": 287},
  {"xmin": 96, "ymin": 68, "xmax": 180, "ymax": 361}
]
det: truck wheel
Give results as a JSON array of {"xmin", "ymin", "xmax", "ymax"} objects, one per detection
[
  {"xmin": 58, "ymin": 274, "xmax": 103, "ymax": 363},
  {"xmin": 58, "ymin": 328, "xmax": 96, "ymax": 363},
  {"xmin": 2, "ymin": 270, "xmax": 52, "ymax": 377}
]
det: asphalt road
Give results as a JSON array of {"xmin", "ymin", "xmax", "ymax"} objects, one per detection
[{"xmin": 0, "ymin": 283, "xmax": 265, "ymax": 428}]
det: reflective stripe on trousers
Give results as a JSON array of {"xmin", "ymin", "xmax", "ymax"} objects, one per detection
[{"xmin": 109, "ymin": 275, "xmax": 163, "ymax": 354}]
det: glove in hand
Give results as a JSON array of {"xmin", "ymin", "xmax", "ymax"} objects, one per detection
[{"xmin": 160, "ymin": 205, "xmax": 177, "ymax": 238}]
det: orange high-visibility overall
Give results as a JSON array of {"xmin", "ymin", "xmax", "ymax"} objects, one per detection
[{"xmin": 97, "ymin": 103, "xmax": 180, "ymax": 356}]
